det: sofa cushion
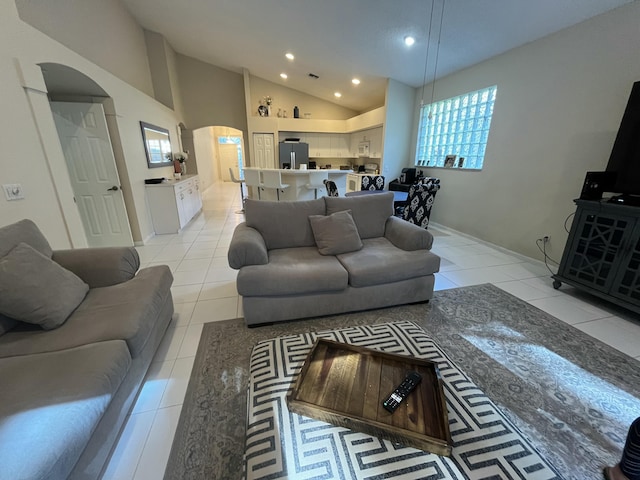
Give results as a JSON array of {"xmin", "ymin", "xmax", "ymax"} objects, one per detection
[
  {"xmin": 237, "ymin": 247, "xmax": 348, "ymax": 296},
  {"xmin": 324, "ymin": 192, "xmax": 394, "ymax": 239},
  {"xmin": 337, "ymin": 237, "xmax": 441, "ymax": 287},
  {"xmin": 309, "ymin": 210, "xmax": 363, "ymax": 255},
  {"xmin": 0, "ymin": 265, "xmax": 173, "ymax": 358},
  {"xmin": 245, "ymin": 198, "xmax": 326, "ymax": 250},
  {"xmin": 0, "ymin": 314, "xmax": 16, "ymax": 337},
  {"xmin": 0, "ymin": 218, "xmax": 53, "ymax": 259},
  {"xmin": 0, "ymin": 242, "xmax": 89, "ymax": 330},
  {"xmin": 0, "ymin": 340, "xmax": 131, "ymax": 480}
]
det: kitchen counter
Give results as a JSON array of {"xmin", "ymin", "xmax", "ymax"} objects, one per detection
[{"xmin": 243, "ymin": 168, "xmax": 352, "ymax": 200}]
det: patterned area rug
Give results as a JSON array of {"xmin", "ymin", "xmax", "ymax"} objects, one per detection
[
  {"xmin": 164, "ymin": 284, "xmax": 640, "ymax": 480},
  {"xmin": 245, "ymin": 321, "xmax": 562, "ymax": 479}
]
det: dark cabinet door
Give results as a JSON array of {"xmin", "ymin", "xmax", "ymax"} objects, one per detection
[
  {"xmin": 561, "ymin": 208, "xmax": 636, "ymax": 293},
  {"xmin": 610, "ymin": 222, "xmax": 640, "ymax": 307}
]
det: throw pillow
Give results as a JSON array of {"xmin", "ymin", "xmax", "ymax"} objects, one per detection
[
  {"xmin": 309, "ymin": 210, "xmax": 363, "ymax": 256},
  {"xmin": 0, "ymin": 242, "xmax": 89, "ymax": 330}
]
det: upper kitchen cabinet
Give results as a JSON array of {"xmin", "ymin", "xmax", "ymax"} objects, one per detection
[
  {"xmin": 280, "ymin": 132, "xmax": 353, "ymax": 159},
  {"xmin": 351, "ymin": 127, "xmax": 383, "ymax": 158}
]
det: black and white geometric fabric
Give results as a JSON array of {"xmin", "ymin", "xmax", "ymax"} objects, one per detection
[
  {"xmin": 324, "ymin": 179, "xmax": 339, "ymax": 197},
  {"xmin": 402, "ymin": 177, "xmax": 441, "ymax": 229},
  {"xmin": 244, "ymin": 321, "xmax": 562, "ymax": 480},
  {"xmin": 361, "ymin": 175, "xmax": 385, "ymax": 191}
]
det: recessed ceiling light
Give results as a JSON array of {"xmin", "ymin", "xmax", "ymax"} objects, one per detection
[
  {"xmin": 352, "ymin": 78, "xmax": 361, "ymax": 85},
  {"xmin": 280, "ymin": 73, "xmax": 288, "ymax": 79},
  {"xmin": 334, "ymin": 92, "xmax": 342, "ymax": 98},
  {"xmin": 285, "ymin": 53, "xmax": 294, "ymax": 60},
  {"xmin": 404, "ymin": 36, "xmax": 416, "ymax": 47}
]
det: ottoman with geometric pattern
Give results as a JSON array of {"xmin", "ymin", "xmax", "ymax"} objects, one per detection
[{"xmin": 243, "ymin": 321, "xmax": 563, "ymax": 479}]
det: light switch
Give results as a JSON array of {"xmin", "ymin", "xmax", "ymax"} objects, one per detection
[{"xmin": 3, "ymin": 184, "xmax": 24, "ymax": 201}]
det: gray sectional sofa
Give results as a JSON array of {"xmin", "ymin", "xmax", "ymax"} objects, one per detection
[
  {"xmin": 0, "ymin": 219, "xmax": 174, "ymax": 480},
  {"xmin": 228, "ymin": 192, "xmax": 441, "ymax": 326}
]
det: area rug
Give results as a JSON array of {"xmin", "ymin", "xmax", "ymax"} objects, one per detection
[
  {"xmin": 164, "ymin": 284, "xmax": 640, "ymax": 480},
  {"xmin": 245, "ymin": 321, "xmax": 562, "ymax": 479}
]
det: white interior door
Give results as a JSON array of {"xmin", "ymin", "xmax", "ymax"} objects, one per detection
[
  {"xmin": 219, "ymin": 144, "xmax": 239, "ymax": 181},
  {"xmin": 51, "ymin": 102, "xmax": 133, "ymax": 247},
  {"xmin": 253, "ymin": 133, "xmax": 275, "ymax": 168}
]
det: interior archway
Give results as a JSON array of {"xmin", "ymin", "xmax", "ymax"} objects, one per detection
[
  {"xmin": 192, "ymin": 125, "xmax": 246, "ymax": 193},
  {"xmin": 38, "ymin": 62, "xmax": 138, "ymax": 245}
]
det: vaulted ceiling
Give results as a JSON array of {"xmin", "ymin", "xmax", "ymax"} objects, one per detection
[{"xmin": 120, "ymin": 0, "xmax": 635, "ymax": 112}]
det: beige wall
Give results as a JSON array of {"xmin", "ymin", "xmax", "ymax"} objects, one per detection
[
  {"xmin": 1, "ymin": 0, "xmax": 181, "ymax": 247},
  {"xmin": 249, "ymin": 75, "xmax": 357, "ymax": 120},
  {"xmin": 411, "ymin": 1, "xmax": 640, "ymax": 260},
  {"xmin": 15, "ymin": 0, "xmax": 154, "ymax": 97},
  {"xmin": 176, "ymin": 54, "xmax": 247, "ymax": 133}
]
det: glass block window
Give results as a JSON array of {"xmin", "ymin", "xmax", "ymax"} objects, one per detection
[{"xmin": 415, "ymin": 85, "xmax": 497, "ymax": 170}]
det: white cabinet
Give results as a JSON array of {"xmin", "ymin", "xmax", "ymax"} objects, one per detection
[
  {"xmin": 307, "ymin": 133, "xmax": 352, "ymax": 158},
  {"xmin": 331, "ymin": 135, "xmax": 350, "ymax": 157},
  {"xmin": 146, "ymin": 175, "xmax": 202, "ymax": 234}
]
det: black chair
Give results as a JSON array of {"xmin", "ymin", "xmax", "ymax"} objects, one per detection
[
  {"xmin": 323, "ymin": 179, "xmax": 339, "ymax": 197},
  {"xmin": 361, "ymin": 175, "xmax": 385, "ymax": 191},
  {"xmin": 401, "ymin": 177, "xmax": 441, "ymax": 228},
  {"xmin": 389, "ymin": 168, "xmax": 418, "ymax": 192}
]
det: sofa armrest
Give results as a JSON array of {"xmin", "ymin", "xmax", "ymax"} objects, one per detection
[
  {"xmin": 52, "ymin": 247, "xmax": 140, "ymax": 288},
  {"xmin": 384, "ymin": 216, "xmax": 434, "ymax": 251},
  {"xmin": 228, "ymin": 223, "xmax": 268, "ymax": 269}
]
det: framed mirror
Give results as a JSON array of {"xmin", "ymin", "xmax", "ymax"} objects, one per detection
[{"xmin": 140, "ymin": 121, "xmax": 173, "ymax": 168}]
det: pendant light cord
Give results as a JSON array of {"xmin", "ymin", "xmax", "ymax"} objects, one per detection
[
  {"xmin": 420, "ymin": 0, "xmax": 436, "ymax": 106},
  {"xmin": 429, "ymin": 0, "xmax": 446, "ymax": 109}
]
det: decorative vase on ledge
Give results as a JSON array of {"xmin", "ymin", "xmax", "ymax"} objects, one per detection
[{"xmin": 180, "ymin": 162, "xmax": 187, "ymax": 175}]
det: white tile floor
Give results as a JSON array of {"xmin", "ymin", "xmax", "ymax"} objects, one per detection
[{"xmin": 102, "ymin": 181, "xmax": 640, "ymax": 479}]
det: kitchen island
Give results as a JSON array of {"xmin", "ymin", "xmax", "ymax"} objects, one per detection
[{"xmin": 243, "ymin": 168, "xmax": 351, "ymax": 201}]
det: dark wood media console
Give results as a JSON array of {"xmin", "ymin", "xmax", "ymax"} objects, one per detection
[{"xmin": 553, "ymin": 199, "xmax": 640, "ymax": 314}]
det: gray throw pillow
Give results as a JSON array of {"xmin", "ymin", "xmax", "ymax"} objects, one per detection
[
  {"xmin": 0, "ymin": 242, "xmax": 89, "ymax": 330},
  {"xmin": 309, "ymin": 210, "xmax": 363, "ymax": 256}
]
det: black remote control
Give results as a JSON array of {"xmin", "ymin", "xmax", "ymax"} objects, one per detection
[{"xmin": 382, "ymin": 371, "xmax": 422, "ymax": 413}]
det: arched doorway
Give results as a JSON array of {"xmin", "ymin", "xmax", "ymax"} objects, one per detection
[
  {"xmin": 40, "ymin": 62, "xmax": 134, "ymax": 247},
  {"xmin": 192, "ymin": 125, "xmax": 246, "ymax": 193}
]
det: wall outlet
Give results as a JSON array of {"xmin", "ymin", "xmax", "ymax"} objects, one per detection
[{"xmin": 3, "ymin": 184, "xmax": 24, "ymax": 201}]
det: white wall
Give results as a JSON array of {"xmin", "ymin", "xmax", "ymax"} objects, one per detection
[
  {"xmin": 193, "ymin": 128, "xmax": 217, "ymax": 191},
  {"xmin": 15, "ymin": 0, "xmax": 154, "ymax": 97},
  {"xmin": 411, "ymin": 2, "xmax": 640, "ymax": 260},
  {"xmin": 0, "ymin": 0, "xmax": 181, "ymax": 246},
  {"xmin": 382, "ymin": 79, "xmax": 416, "ymax": 183}
]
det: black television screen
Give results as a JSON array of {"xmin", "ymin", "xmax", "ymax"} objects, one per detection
[{"xmin": 606, "ymin": 80, "xmax": 640, "ymax": 196}]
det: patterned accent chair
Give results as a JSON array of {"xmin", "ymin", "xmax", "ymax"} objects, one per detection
[
  {"xmin": 323, "ymin": 179, "xmax": 339, "ymax": 197},
  {"xmin": 361, "ymin": 175, "xmax": 385, "ymax": 191},
  {"xmin": 401, "ymin": 177, "xmax": 441, "ymax": 229}
]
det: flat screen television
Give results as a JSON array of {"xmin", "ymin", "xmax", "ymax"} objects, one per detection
[{"xmin": 605, "ymin": 80, "xmax": 640, "ymax": 198}]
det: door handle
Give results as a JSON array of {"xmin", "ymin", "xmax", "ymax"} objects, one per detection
[{"xmin": 107, "ymin": 186, "xmax": 119, "ymax": 191}]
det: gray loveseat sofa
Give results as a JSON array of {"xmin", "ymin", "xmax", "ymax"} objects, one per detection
[
  {"xmin": 228, "ymin": 192, "xmax": 440, "ymax": 326},
  {"xmin": 0, "ymin": 219, "xmax": 174, "ymax": 480}
]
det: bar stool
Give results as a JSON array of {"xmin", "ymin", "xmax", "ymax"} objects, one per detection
[
  {"xmin": 261, "ymin": 170, "xmax": 289, "ymax": 201},
  {"xmin": 304, "ymin": 170, "xmax": 328, "ymax": 199},
  {"xmin": 243, "ymin": 169, "xmax": 263, "ymax": 200},
  {"xmin": 323, "ymin": 179, "xmax": 339, "ymax": 197},
  {"xmin": 229, "ymin": 167, "xmax": 246, "ymax": 213}
]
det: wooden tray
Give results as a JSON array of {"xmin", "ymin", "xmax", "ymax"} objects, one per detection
[{"xmin": 286, "ymin": 339, "xmax": 452, "ymax": 456}]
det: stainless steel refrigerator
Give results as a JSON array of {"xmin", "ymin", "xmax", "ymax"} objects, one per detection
[{"xmin": 279, "ymin": 142, "xmax": 309, "ymax": 169}]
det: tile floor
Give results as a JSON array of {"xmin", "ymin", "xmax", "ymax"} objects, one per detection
[{"xmin": 102, "ymin": 181, "xmax": 640, "ymax": 479}]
